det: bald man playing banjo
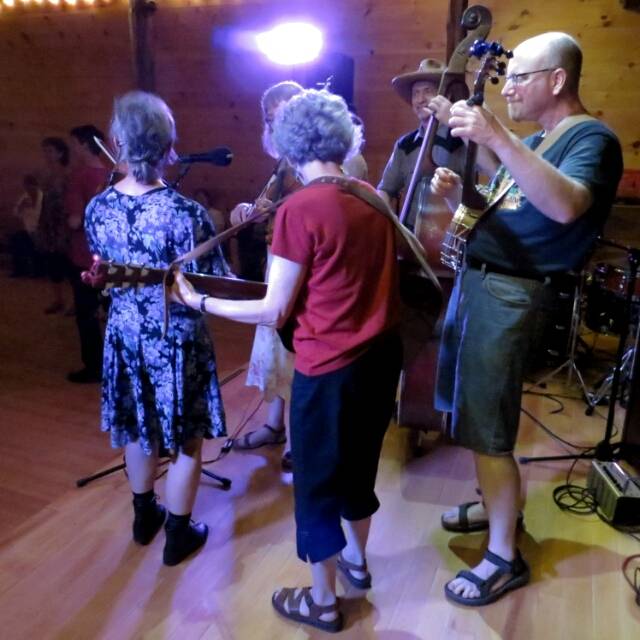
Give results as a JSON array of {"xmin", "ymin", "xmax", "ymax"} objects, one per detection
[{"xmin": 431, "ymin": 32, "xmax": 622, "ymax": 606}]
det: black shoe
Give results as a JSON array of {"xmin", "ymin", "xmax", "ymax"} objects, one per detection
[
  {"xmin": 163, "ymin": 518, "xmax": 208, "ymax": 566},
  {"xmin": 133, "ymin": 499, "xmax": 166, "ymax": 545},
  {"xmin": 67, "ymin": 368, "xmax": 102, "ymax": 384}
]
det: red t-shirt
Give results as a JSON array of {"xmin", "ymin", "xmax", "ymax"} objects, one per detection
[
  {"xmin": 271, "ymin": 181, "xmax": 399, "ymax": 376},
  {"xmin": 66, "ymin": 164, "xmax": 109, "ymax": 268}
]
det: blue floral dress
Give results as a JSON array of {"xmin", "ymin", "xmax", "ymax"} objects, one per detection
[{"xmin": 85, "ymin": 186, "xmax": 229, "ymax": 454}]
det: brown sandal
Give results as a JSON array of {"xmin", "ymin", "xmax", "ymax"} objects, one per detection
[
  {"xmin": 337, "ymin": 553, "xmax": 372, "ymax": 589},
  {"xmin": 233, "ymin": 424, "xmax": 286, "ymax": 450},
  {"xmin": 272, "ymin": 586, "xmax": 343, "ymax": 633}
]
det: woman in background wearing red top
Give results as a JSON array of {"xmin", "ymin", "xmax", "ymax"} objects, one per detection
[{"xmin": 171, "ymin": 89, "xmax": 402, "ymax": 633}]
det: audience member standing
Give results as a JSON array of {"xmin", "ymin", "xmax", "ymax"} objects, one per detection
[
  {"xmin": 9, "ymin": 175, "xmax": 43, "ymax": 278},
  {"xmin": 38, "ymin": 137, "xmax": 71, "ymax": 314},
  {"xmin": 65, "ymin": 125, "xmax": 109, "ymax": 383}
]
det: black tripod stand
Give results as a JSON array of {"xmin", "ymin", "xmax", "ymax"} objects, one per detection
[
  {"xmin": 520, "ymin": 240, "xmax": 640, "ymax": 465},
  {"xmin": 75, "ymin": 367, "xmax": 246, "ymax": 490},
  {"xmin": 76, "ymin": 458, "xmax": 231, "ymax": 490}
]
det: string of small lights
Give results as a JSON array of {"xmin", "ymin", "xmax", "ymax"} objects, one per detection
[{"xmin": 0, "ymin": 0, "xmax": 115, "ymax": 12}]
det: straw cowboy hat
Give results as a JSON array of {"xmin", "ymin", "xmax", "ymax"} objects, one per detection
[{"xmin": 391, "ymin": 58, "xmax": 446, "ymax": 104}]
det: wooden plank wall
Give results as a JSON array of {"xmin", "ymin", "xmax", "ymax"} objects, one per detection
[{"xmin": 1, "ymin": 0, "xmax": 639, "ymax": 216}]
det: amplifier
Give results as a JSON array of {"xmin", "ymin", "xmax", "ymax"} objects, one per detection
[{"xmin": 586, "ymin": 460, "xmax": 640, "ymax": 525}]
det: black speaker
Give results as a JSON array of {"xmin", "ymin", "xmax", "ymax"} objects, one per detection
[{"xmin": 296, "ymin": 52, "xmax": 355, "ymax": 108}]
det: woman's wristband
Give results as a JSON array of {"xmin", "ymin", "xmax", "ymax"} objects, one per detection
[{"xmin": 199, "ymin": 294, "xmax": 211, "ymax": 313}]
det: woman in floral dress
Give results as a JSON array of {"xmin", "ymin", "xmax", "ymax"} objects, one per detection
[{"xmin": 85, "ymin": 91, "xmax": 229, "ymax": 566}]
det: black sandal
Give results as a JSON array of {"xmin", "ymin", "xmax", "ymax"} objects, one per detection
[
  {"xmin": 272, "ymin": 586, "xmax": 343, "ymax": 633},
  {"xmin": 444, "ymin": 549, "xmax": 530, "ymax": 606},
  {"xmin": 233, "ymin": 424, "xmax": 286, "ymax": 450},
  {"xmin": 441, "ymin": 501, "xmax": 525, "ymax": 533}
]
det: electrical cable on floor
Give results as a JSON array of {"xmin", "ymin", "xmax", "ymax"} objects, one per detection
[
  {"xmin": 521, "ymin": 406, "xmax": 595, "ymax": 452},
  {"xmin": 151, "ymin": 393, "xmax": 265, "ymax": 480},
  {"xmin": 523, "ymin": 389, "xmax": 566, "ymax": 413},
  {"xmin": 551, "ymin": 449, "xmax": 640, "ymax": 609},
  {"xmin": 521, "ymin": 382, "xmax": 620, "ymax": 451},
  {"xmin": 202, "ymin": 393, "xmax": 264, "ymax": 466},
  {"xmin": 551, "ymin": 450, "xmax": 598, "ymax": 513}
]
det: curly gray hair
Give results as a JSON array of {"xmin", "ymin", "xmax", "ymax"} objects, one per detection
[
  {"xmin": 110, "ymin": 91, "xmax": 176, "ymax": 183},
  {"xmin": 271, "ymin": 89, "xmax": 363, "ymax": 167}
]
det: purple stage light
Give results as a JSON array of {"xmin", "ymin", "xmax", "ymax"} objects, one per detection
[{"xmin": 255, "ymin": 22, "xmax": 324, "ymax": 66}]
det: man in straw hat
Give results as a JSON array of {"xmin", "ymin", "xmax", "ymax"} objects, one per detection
[{"xmin": 377, "ymin": 58, "xmax": 465, "ymax": 230}]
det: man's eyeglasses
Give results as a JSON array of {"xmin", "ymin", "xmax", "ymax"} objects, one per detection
[{"xmin": 504, "ymin": 67, "xmax": 555, "ymax": 86}]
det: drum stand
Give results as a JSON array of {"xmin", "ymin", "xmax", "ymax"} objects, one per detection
[
  {"xmin": 585, "ymin": 339, "xmax": 637, "ymax": 414},
  {"xmin": 524, "ymin": 273, "xmax": 590, "ymax": 400},
  {"xmin": 520, "ymin": 242, "xmax": 640, "ymax": 465}
]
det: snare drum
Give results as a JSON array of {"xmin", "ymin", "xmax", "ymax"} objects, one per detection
[{"xmin": 585, "ymin": 263, "xmax": 640, "ymax": 334}]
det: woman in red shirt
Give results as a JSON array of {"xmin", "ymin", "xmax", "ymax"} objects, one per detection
[{"xmin": 172, "ymin": 89, "xmax": 401, "ymax": 632}]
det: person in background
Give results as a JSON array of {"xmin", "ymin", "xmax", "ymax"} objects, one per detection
[
  {"xmin": 378, "ymin": 58, "xmax": 465, "ymax": 231},
  {"xmin": 228, "ymin": 81, "xmax": 304, "ymax": 471},
  {"xmin": 38, "ymin": 137, "xmax": 71, "ymax": 314},
  {"xmin": 171, "ymin": 89, "xmax": 402, "ymax": 632},
  {"xmin": 85, "ymin": 90, "xmax": 229, "ymax": 565},
  {"xmin": 8, "ymin": 174, "xmax": 43, "ymax": 278},
  {"xmin": 193, "ymin": 187, "xmax": 239, "ymax": 271},
  {"xmin": 193, "ymin": 187, "xmax": 226, "ymax": 234},
  {"xmin": 65, "ymin": 124, "xmax": 109, "ymax": 383}
]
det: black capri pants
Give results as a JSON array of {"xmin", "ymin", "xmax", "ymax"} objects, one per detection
[{"xmin": 290, "ymin": 332, "xmax": 402, "ymax": 563}]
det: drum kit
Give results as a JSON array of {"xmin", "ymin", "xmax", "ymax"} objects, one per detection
[
  {"xmin": 585, "ymin": 262, "xmax": 640, "ymax": 337},
  {"xmin": 521, "ymin": 238, "xmax": 640, "ymax": 467},
  {"xmin": 542, "ymin": 238, "xmax": 640, "ymax": 412}
]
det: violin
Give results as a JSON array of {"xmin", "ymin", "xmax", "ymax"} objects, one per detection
[{"xmin": 230, "ymin": 159, "xmax": 299, "ymax": 227}]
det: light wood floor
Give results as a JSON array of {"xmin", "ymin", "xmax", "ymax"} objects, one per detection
[{"xmin": 1, "ymin": 272, "xmax": 639, "ymax": 640}]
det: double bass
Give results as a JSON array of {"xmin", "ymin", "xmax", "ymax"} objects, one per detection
[{"xmin": 396, "ymin": 5, "xmax": 492, "ymax": 435}]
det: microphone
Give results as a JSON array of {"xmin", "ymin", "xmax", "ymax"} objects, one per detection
[{"xmin": 177, "ymin": 146, "xmax": 233, "ymax": 166}]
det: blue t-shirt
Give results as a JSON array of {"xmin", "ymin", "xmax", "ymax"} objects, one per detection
[{"xmin": 467, "ymin": 120, "xmax": 623, "ymax": 274}]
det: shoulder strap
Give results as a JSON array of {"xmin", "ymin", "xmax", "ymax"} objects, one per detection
[
  {"xmin": 307, "ymin": 176, "xmax": 441, "ymax": 292},
  {"xmin": 481, "ymin": 113, "xmax": 597, "ymax": 214},
  {"xmin": 534, "ymin": 114, "xmax": 596, "ymax": 156}
]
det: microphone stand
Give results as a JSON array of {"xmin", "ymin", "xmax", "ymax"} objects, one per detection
[
  {"xmin": 520, "ymin": 238, "xmax": 640, "ymax": 465},
  {"xmin": 77, "ymin": 459, "xmax": 231, "ymax": 490},
  {"xmin": 168, "ymin": 163, "xmax": 191, "ymax": 190},
  {"xmin": 76, "ymin": 368, "xmax": 242, "ymax": 490}
]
